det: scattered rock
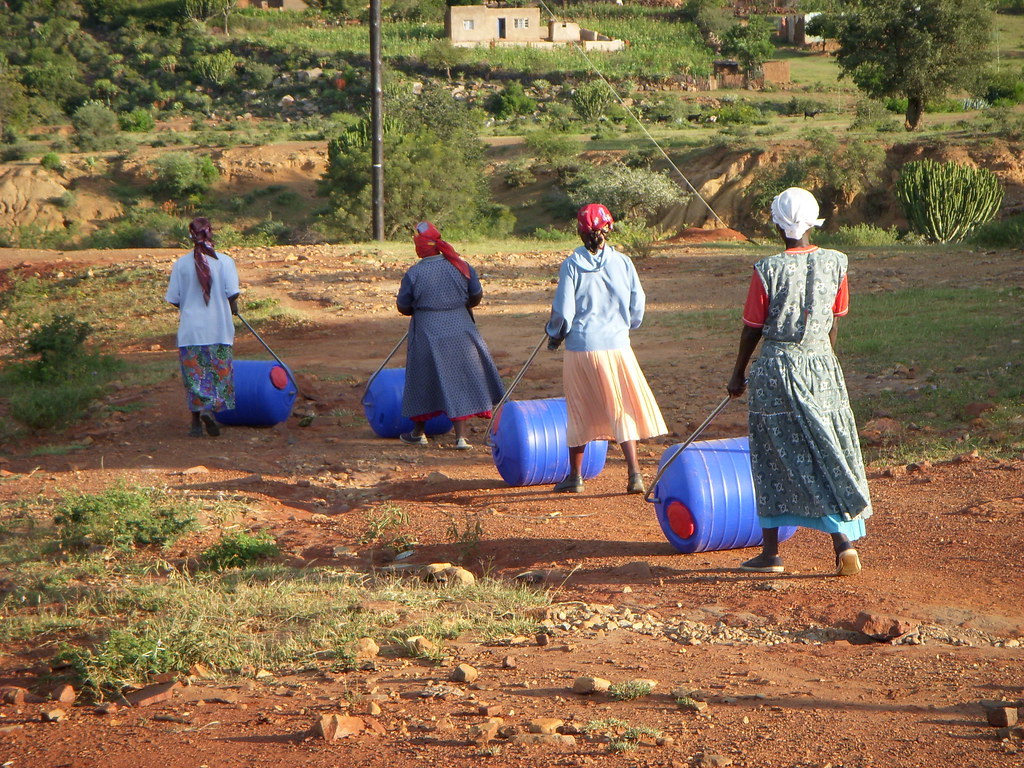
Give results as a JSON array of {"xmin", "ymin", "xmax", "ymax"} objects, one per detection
[
  {"xmin": 478, "ymin": 703, "xmax": 502, "ymax": 717},
  {"xmin": 502, "ymin": 655, "xmax": 517, "ymax": 669},
  {"xmin": 510, "ymin": 733, "xmax": 576, "ymax": 747},
  {"xmin": 451, "ymin": 663, "xmax": 478, "ymax": 683},
  {"xmin": 997, "ymin": 725, "xmax": 1024, "ymax": 741},
  {"xmin": 696, "ymin": 755, "xmax": 733, "ymax": 767},
  {"xmin": 572, "ymin": 676, "xmax": 612, "ymax": 694},
  {"xmin": 468, "ymin": 719, "xmax": 501, "ymax": 744},
  {"xmin": 536, "ymin": 632, "xmax": 550, "ymax": 647},
  {"xmin": 443, "ymin": 566, "xmax": 476, "ymax": 586},
  {"xmin": 0, "ymin": 686, "xmax": 28, "ymax": 705},
  {"xmin": 312, "ymin": 714, "xmax": 366, "ymax": 740},
  {"xmin": 853, "ymin": 612, "xmax": 919, "ymax": 641},
  {"xmin": 124, "ymin": 680, "xmax": 181, "ymax": 708},
  {"xmin": 406, "ymin": 635, "xmax": 436, "ymax": 656},
  {"xmin": 426, "ymin": 471, "xmax": 450, "ymax": 484},
  {"xmin": 609, "ymin": 561, "xmax": 653, "ymax": 580},
  {"xmin": 188, "ymin": 663, "xmax": 215, "ymax": 680},
  {"xmin": 94, "ymin": 702, "xmax": 119, "ymax": 715},
  {"xmin": 51, "ymin": 684, "xmax": 76, "ymax": 705},
  {"xmin": 0, "ymin": 724, "xmax": 24, "ymax": 736},
  {"xmin": 363, "ymin": 700, "xmax": 382, "ymax": 716},
  {"xmin": 421, "ymin": 562, "xmax": 454, "ymax": 581},
  {"xmin": 677, "ymin": 697, "xmax": 709, "ymax": 713},
  {"xmin": 987, "ymin": 706, "xmax": 1019, "ymax": 728},
  {"xmin": 181, "ymin": 465, "xmax": 209, "ymax": 475},
  {"xmin": 42, "ymin": 708, "xmax": 66, "ymax": 722},
  {"xmin": 514, "ymin": 569, "xmax": 565, "ymax": 585},
  {"xmin": 527, "ymin": 717, "xmax": 563, "ymax": 734},
  {"xmin": 352, "ymin": 637, "xmax": 380, "ymax": 659}
]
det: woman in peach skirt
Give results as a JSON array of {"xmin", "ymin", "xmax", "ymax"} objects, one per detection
[{"xmin": 545, "ymin": 203, "xmax": 666, "ymax": 494}]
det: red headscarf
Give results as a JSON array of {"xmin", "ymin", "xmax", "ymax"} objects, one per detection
[
  {"xmin": 413, "ymin": 221, "xmax": 470, "ymax": 280},
  {"xmin": 189, "ymin": 217, "xmax": 218, "ymax": 304},
  {"xmin": 577, "ymin": 203, "xmax": 614, "ymax": 235}
]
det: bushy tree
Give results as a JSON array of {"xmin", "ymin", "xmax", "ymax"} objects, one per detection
[
  {"xmin": 567, "ymin": 164, "xmax": 685, "ymax": 221},
  {"xmin": 150, "ymin": 153, "xmax": 219, "ymax": 199},
  {"xmin": 71, "ymin": 101, "xmax": 120, "ymax": 151},
  {"xmin": 486, "ymin": 81, "xmax": 536, "ymax": 120},
  {"xmin": 192, "ymin": 50, "xmax": 237, "ymax": 87},
  {"xmin": 571, "ymin": 81, "xmax": 614, "ymax": 123},
  {"xmin": 720, "ymin": 17, "xmax": 775, "ymax": 76},
  {"xmin": 0, "ymin": 70, "xmax": 30, "ymax": 136},
  {"xmin": 808, "ymin": 0, "xmax": 993, "ymax": 130}
]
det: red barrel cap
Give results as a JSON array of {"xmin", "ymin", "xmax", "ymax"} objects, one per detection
[
  {"xmin": 269, "ymin": 365, "xmax": 288, "ymax": 390},
  {"xmin": 666, "ymin": 501, "xmax": 696, "ymax": 539}
]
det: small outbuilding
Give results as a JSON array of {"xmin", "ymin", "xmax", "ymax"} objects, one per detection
[{"xmin": 446, "ymin": 4, "xmax": 623, "ymax": 51}]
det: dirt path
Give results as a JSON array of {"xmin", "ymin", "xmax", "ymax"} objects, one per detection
[{"xmin": 0, "ymin": 242, "xmax": 1021, "ymax": 767}]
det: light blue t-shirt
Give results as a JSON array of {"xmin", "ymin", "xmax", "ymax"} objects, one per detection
[
  {"xmin": 165, "ymin": 251, "xmax": 240, "ymax": 347},
  {"xmin": 545, "ymin": 244, "xmax": 645, "ymax": 352}
]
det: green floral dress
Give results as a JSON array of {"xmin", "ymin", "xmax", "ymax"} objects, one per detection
[{"xmin": 746, "ymin": 246, "xmax": 872, "ymax": 538}]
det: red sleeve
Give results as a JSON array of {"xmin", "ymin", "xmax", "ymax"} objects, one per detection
[
  {"xmin": 833, "ymin": 273, "xmax": 849, "ymax": 316},
  {"xmin": 742, "ymin": 270, "xmax": 768, "ymax": 328}
]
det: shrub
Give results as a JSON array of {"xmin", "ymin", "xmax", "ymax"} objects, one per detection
[
  {"xmin": 967, "ymin": 212, "xmax": 1024, "ymax": 248},
  {"xmin": 192, "ymin": 51, "xmax": 238, "ymax": 87},
  {"xmin": 572, "ymin": 81, "xmax": 614, "ymax": 122},
  {"xmin": 202, "ymin": 530, "xmax": 279, "ymax": 571},
  {"xmin": 716, "ymin": 101, "xmax": 764, "ymax": 125},
  {"xmin": 849, "ymin": 99, "xmax": 901, "ymax": 132},
  {"xmin": 978, "ymin": 69, "xmax": 1024, "ymax": 106},
  {"xmin": 566, "ymin": 163, "xmax": 685, "ymax": 220},
  {"xmin": 118, "ymin": 108, "xmax": 156, "ymax": 133},
  {"xmin": 523, "ymin": 129, "xmax": 578, "ymax": 165},
  {"xmin": 502, "ymin": 158, "xmax": 536, "ymax": 188},
  {"xmin": 615, "ymin": 220, "xmax": 667, "ymax": 260},
  {"xmin": 53, "ymin": 483, "xmax": 198, "ymax": 552},
  {"xmin": 486, "ymin": 82, "xmax": 536, "ymax": 120},
  {"xmin": 896, "ymin": 159, "xmax": 1003, "ymax": 243},
  {"xmin": 817, "ymin": 224, "xmax": 901, "ymax": 248},
  {"xmin": 40, "ymin": 152, "xmax": 64, "ymax": 172},
  {"xmin": 1, "ymin": 143, "xmax": 30, "ymax": 162},
  {"xmin": 150, "ymin": 153, "xmax": 220, "ymax": 198},
  {"xmin": 72, "ymin": 101, "xmax": 120, "ymax": 151}
]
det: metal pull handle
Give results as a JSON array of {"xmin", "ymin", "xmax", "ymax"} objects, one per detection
[
  {"xmin": 643, "ymin": 394, "xmax": 733, "ymax": 504},
  {"xmin": 236, "ymin": 313, "xmax": 299, "ymax": 396},
  {"xmin": 361, "ymin": 331, "xmax": 409, "ymax": 406},
  {"xmin": 484, "ymin": 334, "xmax": 548, "ymax": 448}
]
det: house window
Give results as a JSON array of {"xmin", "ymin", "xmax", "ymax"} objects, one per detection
[
  {"xmin": 513, "ymin": 18, "xmax": 529, "ymax": 29},
  {"xmin": 462, "ymin": 19, "xmax": 475, "ymax": 30}
]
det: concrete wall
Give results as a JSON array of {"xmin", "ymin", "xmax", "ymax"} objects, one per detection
[
  {"xmin": 761, "ymin": 59, "xmax": 790, "ymax": 84},
  {"xmin": 447, "ymin": 6, "xmax": 543, "ymax": 44}
]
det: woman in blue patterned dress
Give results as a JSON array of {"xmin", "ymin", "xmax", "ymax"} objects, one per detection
[
  {"xmin": 165, "ymin": 217, "xmax": 240, "ymax": 437},
  {"xmin": 727, "ymin": 188, "xmax": 872, "ymax": 576},
  {"xmin": 396, "ymin": 221, "xmax": 505, "ymax": 450}
]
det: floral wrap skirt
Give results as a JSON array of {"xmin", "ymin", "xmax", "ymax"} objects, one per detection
[{"xmin": 179, "ymin": 344, "xmax": 235, "ymax": 414}]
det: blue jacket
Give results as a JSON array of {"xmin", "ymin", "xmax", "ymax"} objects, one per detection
[{"xmin": 545, "ymin": 244, "xmax": 645, "ymax": 352}]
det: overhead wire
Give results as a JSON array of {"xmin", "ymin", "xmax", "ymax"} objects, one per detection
[{"xmin": 535, "ymin": 0, "xmax": 728, "ymax": 228}]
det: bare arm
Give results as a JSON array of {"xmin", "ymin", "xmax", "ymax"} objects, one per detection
[
  {"xmin": 727, "ymin": 324, "xmax": 763, "ymax": 397},
  {"xmin": 829, "ymin": 316, "xmax": 839, "ymax": 349}
]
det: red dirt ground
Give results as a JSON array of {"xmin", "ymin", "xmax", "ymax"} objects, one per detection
[{"xmin": 0, "ymin": 242, "xmax": 1021, "ymax": 768}]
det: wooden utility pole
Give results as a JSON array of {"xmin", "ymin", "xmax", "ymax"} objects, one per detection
[{"xmin": 370, "ymin": 0, "xmax": 384, "ymax": 241}]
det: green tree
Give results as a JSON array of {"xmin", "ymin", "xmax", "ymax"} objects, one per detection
[
  {"xmin": 567, "ymin": 164, "xmax": 685, "ymax": 221},
  {"xmin": 0, "ymin": 70, "xmax": 30, "ymax": 136},
  {"xmin": 720, "ymin": 17, "xmax": 775, "ymax": 76},
  {"xmin": 808, "ymin": 0, "xmax": 993, "ymax": 130},
  {"xmin": 150, "ymin": 153, "xmax": 219, "ymax": 199},
  {"xmin": 184, "ymin": 0, "xmax": 238, "ymax": 34},
  {"xmin": 71, "ymin": 101, "xmax": 120, "ymax": 151}
]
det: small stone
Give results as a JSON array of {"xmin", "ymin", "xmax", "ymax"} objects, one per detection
[
  {"xmin": 451, "ymin": 663, "xmax": 479, "ymax": 683},
  {"xmin": 479, "ymin": 704, "xmax": 502, "ymax": 717},
  {"xmin": 426, "ymin": 471, "xmax": 450, "ymax": 484},
  {"xmin": 42, "ymin": 708, "xmax": 66, "ymax": 722},
  {"xmin": 352, "ymin": 637, "xmax": 380, "ymax": 659},
  {"xmin": 364, "ymin": 701, "xmax": 382, "ymax": 716},
  {"xmin": 657, "ymin": 736, "xmax": 675, "ymax": 747},
  {"xmin": 536, "ymin": 633, "xmax": 550, "ymax": 647},
  {"xmin": 421, "ymin": 562, "xmax": 454, "ymax": 581},
  {"xmin": 572, "ymin": 676, "xmax": 612, "ymax": 694},
  {"xmin": 510, "ymin": 733, "xmax": 576, "ymax": 747},
  {"xmin": 997, "ymin": 725, "xmax": 1024, "ymax": 740},
  {"xmin": 468, "ymin": 720, "xmax": 500, "ymax": 744},
  {"xmin": 51, "ymin": 684, "xmax": 76, "ymax": 705},
  {"xmin": 443, "ymin": 566, "xmax": 476, "ymax": 586},
  {"xmin": 528, "ymin": 717, "xmax": 563, "ymax": 734},
  {"xmin": 125, "ymin": 681, "xmax": 181, "ymax": 708},
  {"xmin": 988, "ymin": 707, "xmax": 1019, "ymax": 728},
  {"xmin": 0, "ymin": 687, "xmax": 28, "ymax": 705},
  {"xmin": 406, "ymin": 635, "xmax": 436, "ymax": 656},
  {"xmin": 696, "ymin": 755, "xmax": 733, "ymax": 767},
  {"xmin": 313, "ymin": 714, "xmax": 366, "ymax": 740},
  {"xmin": 514, "ymin": 569, "xmax": 564, "ymax": 585},
  {"xmin": 853, "ymin": 612, "xmax": 919, "ymax": 641},
  {"xmin": 621, "ymin": 585, "xmax": 633, "ymax": 593},
  {"xmin": 182, "ymin": 465, "xmax": 209, "ymax": 475},
  {"xmin": 677, "ymin": 698, "xmax": 709, "ymax": 713},
  {"xmin": 95, "ymin": 702, "xmax": 119, "ymax": 715},
  {"xmin": 0, "ymin": 724, "xmax": 24, "ymax": 735},
  {"xmin": 502, "ymin": 655, "xmax": 517, "ymax": 669},
  {"xmin": 188, "ymin": 663, "xmax": 214, "ymax": 679}
]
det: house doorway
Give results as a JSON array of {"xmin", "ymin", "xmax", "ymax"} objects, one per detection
[{"xmin": 497, "ymin": 17, "xmax": 506, "ymax": 39}]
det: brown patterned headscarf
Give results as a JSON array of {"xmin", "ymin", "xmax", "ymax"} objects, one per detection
[{"xmin": 188, "ymin": 217, "xmax": 218, "ymax": 304}]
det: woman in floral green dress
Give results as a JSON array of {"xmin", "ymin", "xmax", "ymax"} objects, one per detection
[{"xmin": 727, "ymin": 188, "xmax": 872, "ymax": 576}]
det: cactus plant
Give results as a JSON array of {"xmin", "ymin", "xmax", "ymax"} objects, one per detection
[{"xmin": 895, "ymin": 160, "xmax": 1003, "ymax": 244}]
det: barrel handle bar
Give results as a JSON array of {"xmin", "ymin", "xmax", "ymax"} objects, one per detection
[
  {"xmin": 236, "ymin": 313, "xmax": 300, "ymax": 397},
  {"xmin": 361, "ymin": 331, "xmax": 409, "ymax": 406},
  {"xmin": 643, "ymin": 394, "xmax": 733, "ymax": 505},
  {"xmin": 484, "ymin": 334, "xmax": 548, "ymax": 448}
]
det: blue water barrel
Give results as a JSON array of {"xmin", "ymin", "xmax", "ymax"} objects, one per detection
[
  {"xmin": 362, "ymin": 368, "xmax": 453, "ymax": 439},
  {"xmin": 216, "ymin": 359, "xmax": 298, "ymax": 427},
  {"xmin": 490, "ymin": 397, "xmax": 608, "ymax": 487},
  {"xmin": 650, "ymin": 436, "xmax": 796, "ymax": 554}
]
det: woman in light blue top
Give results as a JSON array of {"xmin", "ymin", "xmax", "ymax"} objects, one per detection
[{"xmin": 546, "ymin": 204, "xmax": 666, "ymax": 494}]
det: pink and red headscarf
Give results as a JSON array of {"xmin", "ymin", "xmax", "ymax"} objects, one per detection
[
  {"xmin": 577, "ymin": 203, "xmax": 614, "ymax": 235},
  {"xmin": 413, "ymin": 221, "xmax": 470, "ymax": 279},
  {"xmin": 189, "ymin": 217, "xmax": 218, "ymax": 304}
]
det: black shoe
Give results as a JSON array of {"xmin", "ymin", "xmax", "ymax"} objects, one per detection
[
  {"xmin": 626, "ymin": 473, "xmax": 645, "ymax": 494},
  {"xmin": 553, "ymin": 474, "xmax": 584, "ymax": 493},
  {"xmin": 200, "ymin": 413, "xmax": 220, "ymax": 437},
  {"xmin": 739, "ymin": 553, "xmax": 784, "ymax": 573},
  {"xmin": 188, "ymin": 425, "xmax": 203, "ymax": 438},
  {"xmin": 399, "ymin": 431, "xmax": 427, "ymax": 445}
]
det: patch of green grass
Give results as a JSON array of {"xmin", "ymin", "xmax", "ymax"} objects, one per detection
[
  {"xmin": 53, "ymin": 483, "xmax": 198, "ymax": 553},
  {"xmin": 358, "ymin": 501, "xmax": 414, "ymax": 549},
  {"xmin": 607, "ymin": 679, "xmax": 654, "ymax": 701},
  {"xmin": 201, "ymin": 529, "xmax": 280, "ymax": 571},
  {"xmin": 843, "ymin": 285, "xmax": 1024, "ymax": 461},
  {"xmin": 29, "ymin": 442, "xmax": 91, "ymax": 456}
]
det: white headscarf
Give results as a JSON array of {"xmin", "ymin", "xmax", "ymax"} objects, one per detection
[{"xmin": 771, "ymin": 187, "xmax": 825, "ymax": 241}]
